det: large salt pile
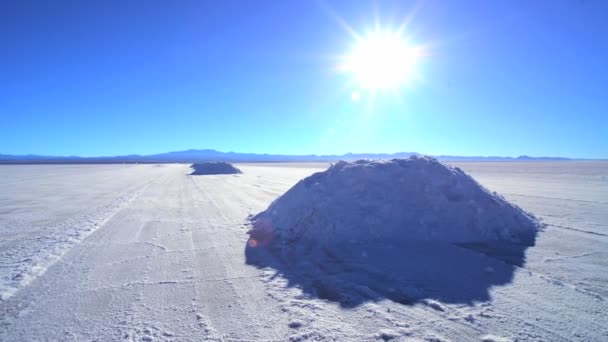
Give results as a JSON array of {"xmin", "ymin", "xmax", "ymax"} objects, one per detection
[
  {"xmin": 189, "ymin": 162, "xmax": 242, "ymax": 175},
  {"xmin": 249, "ymin": 156, "xmax": 539, "ymax": 248}
]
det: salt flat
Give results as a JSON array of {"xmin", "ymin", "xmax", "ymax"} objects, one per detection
[{"xmin": 0, "ymin": 162, "xmax": 606, "ymax": 341}]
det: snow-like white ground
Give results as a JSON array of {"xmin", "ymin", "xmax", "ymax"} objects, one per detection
[{"xmin": 0, "ymin": 162, "xmax": 606, "ymax": 341}]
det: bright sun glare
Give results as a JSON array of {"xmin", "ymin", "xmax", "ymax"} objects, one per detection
[{"xmin": 344, "ymin": 31, "xmax": 422, "ymax": 92}]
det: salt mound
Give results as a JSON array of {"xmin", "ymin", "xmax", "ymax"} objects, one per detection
[
  {"xmin": 190, "ymin": 162, "xmax": 242, "ymax": 175},
  {"xmin": 249, "ymin": 156, "xmax": 539, "ymax": 247}
]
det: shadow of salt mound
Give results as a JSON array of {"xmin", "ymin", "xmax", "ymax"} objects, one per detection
[
  {"xmin": 245, "ymin": 235, "xmax": 534, "ymax": 308},
  {"xmin": 189, "ymin": 162, "xmax": 242, "ymax": 175}
]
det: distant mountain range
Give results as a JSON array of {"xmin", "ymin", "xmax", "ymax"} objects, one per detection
[{"xmin": 0, "ymin": 149, "xmax": 578, "ymax": 164}]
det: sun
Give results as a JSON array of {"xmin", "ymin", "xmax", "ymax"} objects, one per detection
[{"xmin": 343, "ymin": 31, "xmax": 422, "ymax": 91}]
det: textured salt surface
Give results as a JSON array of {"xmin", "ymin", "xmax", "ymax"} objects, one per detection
[{"xmin": 1, "ymin": 163, "xmax": 606, "ymax": 341}]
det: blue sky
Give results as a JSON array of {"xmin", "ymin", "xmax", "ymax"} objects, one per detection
[{"xmin": 2, "ymin": 0, "xmax": 607, "ymax": 158}]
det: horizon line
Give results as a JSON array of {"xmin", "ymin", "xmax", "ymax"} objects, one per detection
[{"xmin": 1, "ymin": 149, "xmax": 606, "ymax": 161}]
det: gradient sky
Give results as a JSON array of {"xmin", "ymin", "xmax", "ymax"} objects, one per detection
[{"xmin": 2, "ymin": 0, "xmax": 607, "ymax": 158}]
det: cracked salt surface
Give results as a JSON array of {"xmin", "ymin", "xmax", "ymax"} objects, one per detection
[{"xmin": 0, "ymin": 162, "xmax": 606, "ymax": 341}]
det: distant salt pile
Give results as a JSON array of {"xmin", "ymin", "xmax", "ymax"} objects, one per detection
[
  {"xmin": 249, "ymin": 156, "xmax": 539, "ymax": 248},
  {"xmin": 190, "ymin": 162, "xmax": 242, "ymax": 175}
]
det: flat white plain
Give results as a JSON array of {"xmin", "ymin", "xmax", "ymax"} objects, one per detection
[{"xmin": 0, "ymin": 162, "xmax": 606, "ymax": 341}]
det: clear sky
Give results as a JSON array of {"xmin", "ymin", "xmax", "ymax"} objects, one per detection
[{"xmin": 2, "ymin": 0, "xmax": 607, "ymax": 158}]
